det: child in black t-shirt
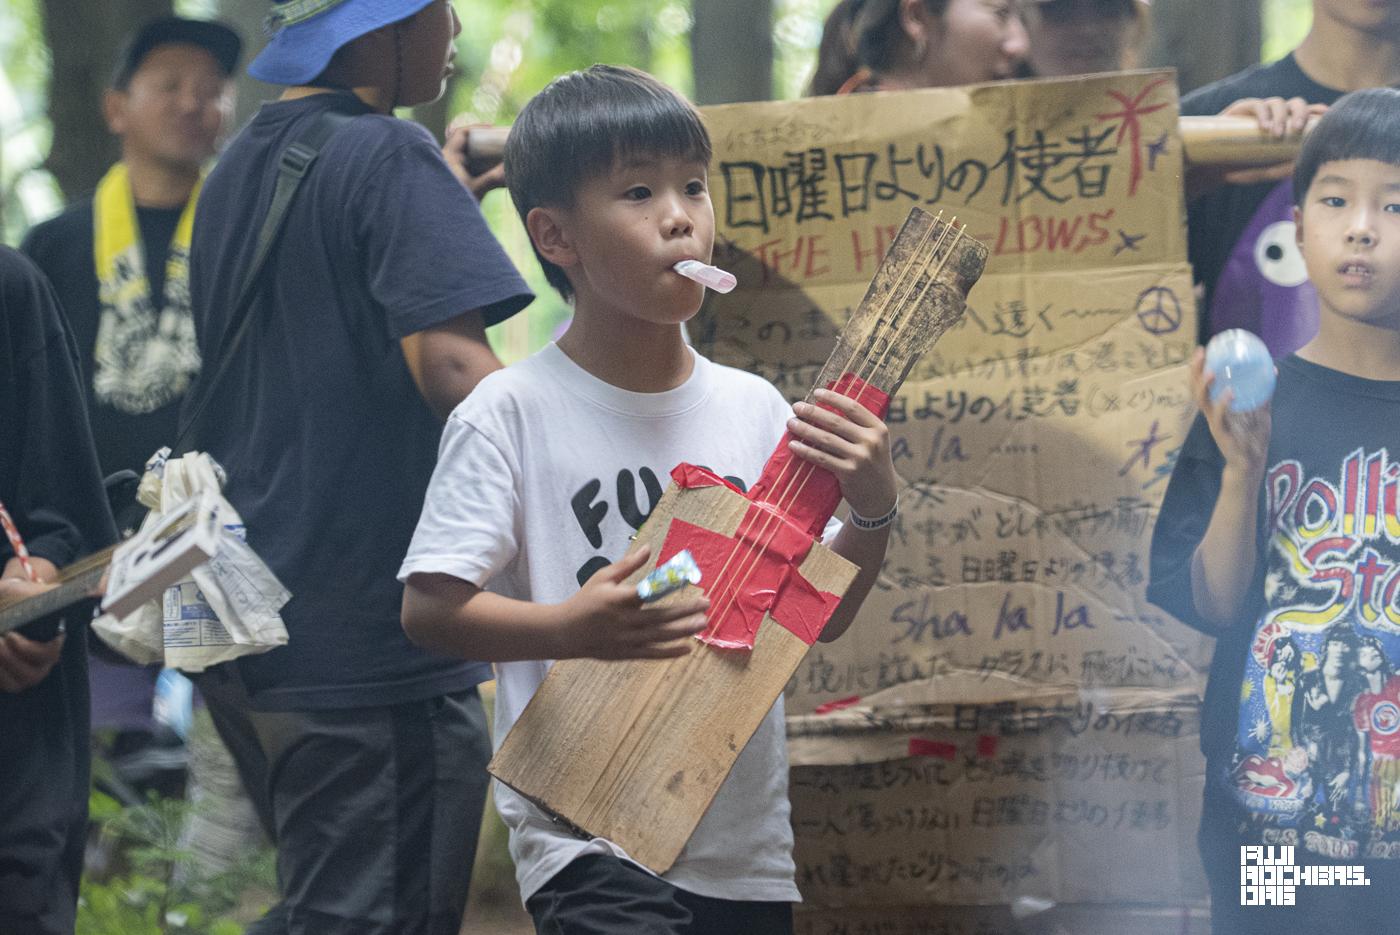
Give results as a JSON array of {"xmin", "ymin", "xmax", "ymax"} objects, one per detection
[
  {"xmin": 1149, "ymin": 88, "xmax": 1400, "ymax": 933},
  {"xmin": 0, "ymin": 246, "xmax": 117, "ymax": 935}
]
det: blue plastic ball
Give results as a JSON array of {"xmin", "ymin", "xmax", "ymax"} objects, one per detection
[{"xmin": 1205, "ymin": 329, "xmax": 1276, "ymax": 413}]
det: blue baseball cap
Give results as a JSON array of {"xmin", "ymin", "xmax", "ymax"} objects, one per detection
[{"xmin": 249, "ymin": 0, "xmax": 434, "ymax": 86}]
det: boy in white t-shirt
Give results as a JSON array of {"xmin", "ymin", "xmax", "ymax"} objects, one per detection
[{"xmin": 398, "ymin": 64, "xmax": 897, "ymax": 935}]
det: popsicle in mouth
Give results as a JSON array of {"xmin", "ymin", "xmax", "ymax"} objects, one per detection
[{"xmin": 673, "ymin": 259, "xmax": 737, "ymax": 294}]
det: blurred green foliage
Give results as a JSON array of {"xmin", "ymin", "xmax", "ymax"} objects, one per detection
[
  {"xmin": 78, "ymin": 787, "xmax": 275, "ymax": 935},
  {"xmin": 1263, "ymin": 0, "xmax": 1311, "ymax": 63},
  {"xmin": 0, "ymin": 0, "xmax": 61, "ymax": 241}
]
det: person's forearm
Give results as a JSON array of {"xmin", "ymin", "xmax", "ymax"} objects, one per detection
[
  {"xmin": 401, "ymin": 311, "xmax": 503, "ymax": 420},
  {"xmin": 818, "ymin": 522, "xmax": 891, "ymax": 642},
  {"xmin": 1191, "ymin": 464, "xmax": 1263, "ymax": 627},
  {"xmin": 415, "ymin": 340, "xmax": 502, "ymax": 419},
  {"xmin": 402, "ymin": 575, "xmax": 565, "ymax": 661}
]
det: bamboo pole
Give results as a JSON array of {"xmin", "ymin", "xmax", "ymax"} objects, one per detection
[
  {"xmin": 1178, "ymin": 114, "xmax": 1320, "ymax": 168},
  {"xmin": 466, "ymin": 115, "xmax": 1318, "ymax": 176}
]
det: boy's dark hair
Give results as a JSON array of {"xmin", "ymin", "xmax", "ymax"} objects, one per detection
[
  {"xmin": 506, "ymin": 64, "xmax": 712, "ymax": 299},
  {"xmin": 1293, "ymin": 88, "xmax": 1400, "ymax": 206}
]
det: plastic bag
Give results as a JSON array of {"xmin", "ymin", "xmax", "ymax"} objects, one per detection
[{"xmin": 93, "ymin": 450, "xmax": 290, "ymax": 672}]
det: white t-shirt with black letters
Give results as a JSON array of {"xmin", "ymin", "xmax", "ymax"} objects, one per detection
[{"xmin": 400, "ymin": 341, "xmax": 817, "ymax": 904}]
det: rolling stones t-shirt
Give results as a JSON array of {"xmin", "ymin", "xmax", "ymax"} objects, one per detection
[{"xmin": 1150, "ymin": 355, "xmax": 1400, "ymax": 862}]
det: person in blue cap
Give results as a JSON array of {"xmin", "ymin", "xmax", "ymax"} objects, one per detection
[{"xmin": 184, "ymin": 2, "xmax": 532, "ymax": 932}]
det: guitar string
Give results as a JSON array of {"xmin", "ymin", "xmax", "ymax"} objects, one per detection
[
  {"xmin": 701, "ymin": 214, "xmax": 966, "ymax": 640},
  {"xmin": 693, "ymin": 213, "xmax": 949, "ymax": 635},
  {"xmin": 769, "ymin": 220, "xmax": 964, "ymax": 516},
  {"xmin": 705, "ymin": 221, "xmax": 963, "ymax": 633},
  {"xmin": 771, "ymin": 222, "xmax": 969, "ymax": 515}
]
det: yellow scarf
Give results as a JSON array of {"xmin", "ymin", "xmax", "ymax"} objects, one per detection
[{"xmin": 92, "ymin": 162, "xmax": 202, "ymax": 415}]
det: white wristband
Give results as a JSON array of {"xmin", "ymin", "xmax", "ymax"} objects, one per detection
[{"xmin": 849, "ymin": 496, "xmax": 898, "ymax": 531}]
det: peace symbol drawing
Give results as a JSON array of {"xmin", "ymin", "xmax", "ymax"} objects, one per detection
[{"xmin": 1135, "ymin": 286, "xmax": 1182, "ymax": 335}]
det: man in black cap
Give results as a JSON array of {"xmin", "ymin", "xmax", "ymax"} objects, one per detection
[{"xmin": 23, "ymin": 16, "xmax": 241, "ymax": 488}]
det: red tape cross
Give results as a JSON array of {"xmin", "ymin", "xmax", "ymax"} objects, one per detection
[
  {"xmin": 658, "ymin": 512, "xmax": 841, "ymax": 650},
  {"xmin": 659, "ymin": 372, "xmax": 887, "ymax": 650}
]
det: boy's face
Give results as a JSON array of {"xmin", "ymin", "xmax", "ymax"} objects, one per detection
[
  {"xmin": 1294, "ymin": 158, "xmax": 1400, "ymax": 327},
  {"xmin": 552, "ymin": 155, "xmax": 715, "ymax": 323}
]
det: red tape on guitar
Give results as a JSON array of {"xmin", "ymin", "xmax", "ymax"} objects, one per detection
[{"xmin": 659, "ymin": 373, "xmax": 888, "ymax": 650}]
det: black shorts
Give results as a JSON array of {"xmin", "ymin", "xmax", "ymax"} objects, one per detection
[
  {"xmin": 526, "ymin": 853, "xmax": 794, "ymax": 935},
  {"xmin": 198, "ymin": 667, "xmax": 492, "ymax": 935}
]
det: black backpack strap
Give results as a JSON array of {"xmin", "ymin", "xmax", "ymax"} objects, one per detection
[{"xmin": 171, "ymin": 104, "xmax": 358, "ymax": 459}]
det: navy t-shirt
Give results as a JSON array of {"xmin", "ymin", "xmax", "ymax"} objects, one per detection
[
  {"xmin": 1, "ymin": 245, "xmax": 116, "ymax": 933},
  {"xmin": 188, "ymin": 93, "xmax": 532, "ymax": 710},
  {"xmin": 1149, "ymin": 357, "xmax": 1400, "ymax": 863}
]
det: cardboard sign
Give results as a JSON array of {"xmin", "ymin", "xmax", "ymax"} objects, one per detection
[{"xmin": 695, "ymin": 72, "xmax": 1210, "ymax": 916}]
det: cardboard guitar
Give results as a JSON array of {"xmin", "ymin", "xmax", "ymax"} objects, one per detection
[{"xmin": 490, "ymin": 206, "xmax": 989, "ymax": 872}]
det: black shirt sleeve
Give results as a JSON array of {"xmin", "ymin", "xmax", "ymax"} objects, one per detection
[
  {"xmin": 20, "ymin": 201, "xmax": 99, "ymax": 388},
  {"xmin": 1147, "ymin": 412, "xmax": 1234, "ymax": 636},
  {"xmin": 349, "ymin": 120, "xmax": 533, "ymax": 336},
  {"xmin": 0, "ymin": 247, "xmax": 116, "ymax": 569}
]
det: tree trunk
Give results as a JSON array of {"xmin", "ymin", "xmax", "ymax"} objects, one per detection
[
  {"xmin": 690, "ymin": 0, "xmax": 774, "ymax": 105},
  {"xmin": 39, "ymin": 0, "xmax": 173, "ymax": 200},
  {"xmin": 1143, "ymin": 0, "xmax": 1262, "ymax": 97}
]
